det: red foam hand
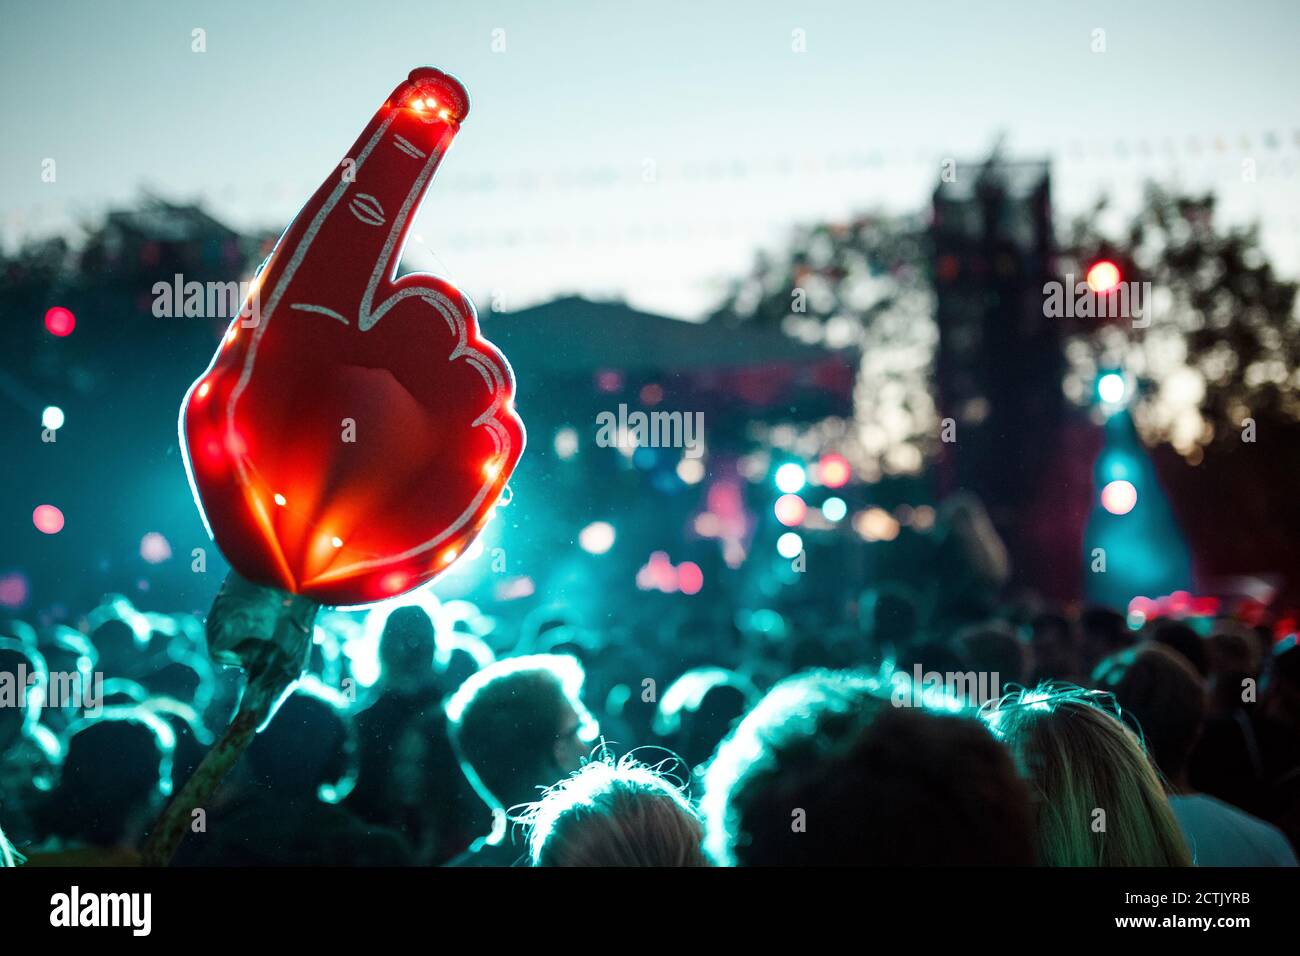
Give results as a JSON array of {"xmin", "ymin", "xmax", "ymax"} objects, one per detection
[{"xmin": 182, "ymin": 68, "xmax": 525, "ymax": 607}]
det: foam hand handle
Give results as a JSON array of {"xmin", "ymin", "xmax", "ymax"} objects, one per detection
[{"xmin": 181, "ymin": 68, "xmax": 524, "ymax": 606}]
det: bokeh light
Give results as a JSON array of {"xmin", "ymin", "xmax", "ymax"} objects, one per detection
[
  {"xmin": 0, "ymin": 572, "xmax": 29, "ymax": 608},
  {"xmin": 773, "ymin": 493, "xmax": 807, "ymax": 527},
  {"xmin": 774, "ymin": 462, "xmax": 806, "ymax": 494},
  {"xmin": 33, "ymin": 505, "xmax": 65, "ymax": 534},
  {"xmin": 776, "ymin": 531, "xmax": 803, "ymax": 559},
  {"xmin": 821, "ymin": 496, "xmax": 847, "ymax": 522},
  {"xmin": 579, "ymin": 521, "xmax": 616, "ymax": 554},
  {"xmin": 1097, "ymin": 372, "xmax": 1126, "ymax": 405},
  {"xmin": 1100, "ymin": 479, "xmax": 1138, "ymax": 515},
  {"xmin": 44, "ymin": 306, "xmax": 76, "ymax": 336},
  {"xmin": 676, "ymin": 458, "xmax": 705, "ymax": 484},
  {"xmin": 140, "ymin": 532, "xmax": 172, "ymax": 564},
  {"xmin": 553, "ymin": 426, "xmax": 579, "ymax": 460},
  {"xmin": 853, "ymin": 507, "xmax": 901, "ymax": 542},
  {"xmin": 1086, "ymin": 260, "xmax": 1122, "ymax": 294},
  {"xmin": 818, "ymin": 453, "xmax": 850, "ymax": 488},
  {"xmin": 677, "ymin": 561, "xmax": 703, "ymax": 595},
  {"xmin": 41, "ymin": 405, "xmax": 65, "ymax": 430}
]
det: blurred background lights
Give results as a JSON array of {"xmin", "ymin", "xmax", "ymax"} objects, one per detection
[
  {"xmin": 676, "ymin": 561, "xmax": 703, "ymax": 595},
  {"xmin": 0, "ymin": 572, "xmax": 29, "ymax": 609},
  {"xmin": 140, "ymin": 532, "xmax": 172, "ymax": 564},
  {"xmin": 853, "ymin": 507, "xmax": 901, "ymax": 542},
  {"xmin": 821, "ymin": 496, "xmax": 848, "ymax": 522},
  {"xmin": 44, "ymin": 306, "xmax": 75, "ymax": 336},
  {"xmin": 773, "ymin": 493, "xmax": 807, "ymax": 527},
  {"xmin": 776, "ymin": 531, "xmax": 803, "ymax": 559},
  {"xmin": 817, "ymin": 453, "xmax": 850, "ymax": 489},
  {"xmin": 578, "ymin": 521, "xmax": 616, "ymax": 555},
  {"xmin": 33, "ymin": 504, "xmax": 64, "ymax": 534},
  {"xmin": 553, "ymin": 426, "xmax": 579, "ymax": 460},
  {"xmin": 1097, "ymin": 372, "xmax": 1126, "ymax": 405},
  {"xmin": 41, "ymin": 405, "xmax": 65, "ymax": 430},
  {"xmin": 1086, "ymin": 260, "xmax": 1122, "ymax": 294},
  {"xmin": 774, "ymin": 462, "xmax": 806, "ymax": 494},
  {"xmin": 1101, "ymin": 479, "xmax": 1138, "ymax": 515},
  {"xmin": 675, "ymin": 457, "xmax": 705, "ymax": 484}
]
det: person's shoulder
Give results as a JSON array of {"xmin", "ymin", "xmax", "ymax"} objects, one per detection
[{"xmin": 1172, "ymin": 793, "xmax": 1297, "ymax": 866}]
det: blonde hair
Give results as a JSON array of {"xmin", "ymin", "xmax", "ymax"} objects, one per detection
[
  {"xmin": 0, "ymin": 821, "xmax": 18, "ymax": 867},
  {"xmin": 981, "ymin": 684, "xmax": 1191, "ymax": 866},
  {"xmin": 520, "ymin": 752, "xmax": 706, "ymax": 867}
]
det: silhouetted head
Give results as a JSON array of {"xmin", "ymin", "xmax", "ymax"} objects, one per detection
[
  {"xmin": 1151, "ymin": 620, "xmax": 1209, "ymax": 677},
  {"xmin": 952, "ymin": 621, "xmax": 1027, "ymax": 688},
  {"xmin": 0, "ymin": 644, "xmax": 42, "ymax": 747},
  {"xmin": 378, "ymin": 606, "xmax": 438, "ymax": 690},
  {"xmin": 653, "ymin": 668, "xmax": 758, "ymax": 771},
  {"xmin": 859, "ymin": 585, "xmax": 919, "ymax": 654},
  {"xmin": 446, "ymin": 654, "xmax": 595, "ymax": 813},
  {"xmin": 247, "ymin": 681, "xmax": 353, "ymax": 799},
  {"xmin": 1094, "ymin": 642, "xmax": 1206, "ymax": 782},
  {"xmin": 1029, "ymin": 612, "xmax": 1079, "ymax": 682},
  {"xmin": 702, "ymin": 670, "xmax": 1035, "ymax": 866},
  {"xmin": 1079, "ymin": 606, "xmax": 1131, "ymax": 671},
  {"xmin": 49, "ymin": 710, "xmax": 173, "ymax": 848}
]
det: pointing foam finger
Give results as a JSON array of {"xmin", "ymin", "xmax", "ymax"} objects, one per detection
[{"xmin": 260, "ymin": 68, "xmax": 470, "ymax": 320}]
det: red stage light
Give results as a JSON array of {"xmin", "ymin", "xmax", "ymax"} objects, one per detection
[
  {"xmin": 44, "ymin": 307, "xmax": 76, "ymax": 337},
  {"xmin": 1086, "ymin": 261, "xmax": 1122, "ymax": 294}
]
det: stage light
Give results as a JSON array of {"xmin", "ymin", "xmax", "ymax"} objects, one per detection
[
  {"xmin": 822, "ymin": 496, "xmax": 847, "ymax": 522},
  {"xmin": 1097, "ymin": 372, "xmax": 1126, "ymax": 405},
  {"xmin": 33, "ymin": 504, "xmax": 65, "ymax": 534},
  {"xmin": 776, "ymin": 532, "xmax": 803, "ymax": 559},
  {"xmin": 42, "ymin": 406, "xmax": 65, "ymax": 430},
  {"xmin": 774, "ymin": 494, "xmax": 807, "ymax": 527},
  {"xmin": 774, "ymin": 462, "xmax": 806, "ymax": 494},
  {"xmin": 818, "ymin": 453, "xmax": 850, "ymax": 488},
  {"xmin": 1100, "ymin": 479, "xmax": 1138, "ymax": 515},
  {"xmin": 44, "ymin": 306, "xmax": 75, "ymax": 337},
  {"xmin": 1086, "ymin": 260, "xmax": 1122, "ymax": 294},
  {"xmin": 579, "ymin": 521, "xmax": 616, "ymax": 555}
]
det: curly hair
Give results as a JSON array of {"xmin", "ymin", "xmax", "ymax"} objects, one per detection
[{"xmin": 520, "ymin": 751, "xmax": 706, "ymax": 867}]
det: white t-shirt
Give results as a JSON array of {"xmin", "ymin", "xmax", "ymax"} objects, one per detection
[{"xmin": 1169, "ymin": 793, "xmax": 1298, "ymax": 867}]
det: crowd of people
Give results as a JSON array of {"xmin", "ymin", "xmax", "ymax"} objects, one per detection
[{"xmin": 1, "ymin": 576, "xmax": 1298, "ymax": 867}]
